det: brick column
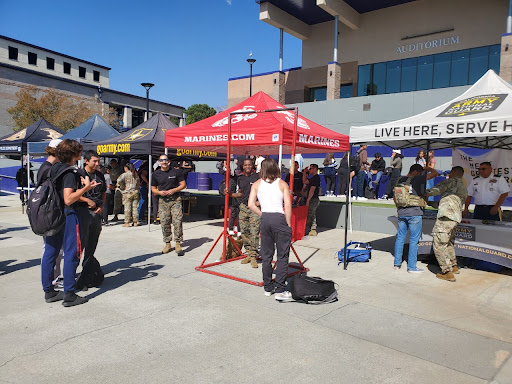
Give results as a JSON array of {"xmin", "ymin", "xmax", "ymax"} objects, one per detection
[
  {"xmin": 327, "ymin": 62, "xmax": 341, "ymax": 100},
  {"xmin": 500, "ymin": 33, "xmax": 512, "ymax": 81},
  {"xmin": 273, "ymin": 71, "xmax": 286, "ymax": 104},
  {"xmin": 123, "ymin": 106, "xmax": 132, "ymax": 129}
]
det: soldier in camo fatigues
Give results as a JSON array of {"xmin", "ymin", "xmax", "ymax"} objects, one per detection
[
  {"xmin": 426, "ymin": 166, "xmax": 468, "ymax": 282},
  {"xmin": 151, "ymin": 155, "xmax": 187, "ymax": 255}
]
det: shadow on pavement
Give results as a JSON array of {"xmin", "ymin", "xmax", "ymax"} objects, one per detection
[
  {"xmin": 0, "ymin": 225, "xmax": 30, "ymax": 235},
  {"xmin": 0, "ymin": 258, "xmax": 40, "ymax": 276},
  {"xmin": 86, "ymin": 252, "xmax": 164, "ymax": 299},
  {"xmin": 181, "ymin": 237, "xmax": 213, "ymax": 253}
]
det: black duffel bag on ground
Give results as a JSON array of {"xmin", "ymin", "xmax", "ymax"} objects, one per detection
[{"xmin": 289, "ymin": 274, "xmax": 338, "ymax": 304}]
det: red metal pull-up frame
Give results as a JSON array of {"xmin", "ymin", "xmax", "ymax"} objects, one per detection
[{"xmin": 195, "ymin": 107, "xmax": 309, "ymax": 286}]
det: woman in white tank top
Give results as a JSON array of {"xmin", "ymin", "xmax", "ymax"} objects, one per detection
[{"xmin": 248, "ymin": 158, "xmax": 293, "ymax": 302}]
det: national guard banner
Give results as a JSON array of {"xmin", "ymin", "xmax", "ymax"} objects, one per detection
[{"xmin": 452, "ymin": 148, "xmax": 512, "ymax": 197}]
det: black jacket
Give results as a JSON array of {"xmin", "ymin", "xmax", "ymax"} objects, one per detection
[{"xmin": 370, "ymin": 158, "xmax": 386, "ymax": 172}]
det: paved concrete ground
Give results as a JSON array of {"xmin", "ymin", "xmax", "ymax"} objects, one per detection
[{"xmin": 1, "ymin": 193, "xmax": 511, "ymax": 384}]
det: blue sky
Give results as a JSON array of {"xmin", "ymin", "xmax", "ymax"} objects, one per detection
[{"xmin": 0, "ymin": 0, "xmax": 302, "ymax": 110}]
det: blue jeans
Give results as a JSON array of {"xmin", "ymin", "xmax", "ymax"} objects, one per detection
[
  {"xmin": 370, "ymin": 171, "xmax": 383, "ymax": 190},
  {"xmin": 41, "ymin": 210, "xmax": 81, "ymax": 293},
  {"xmin": 394, "ymin": 215, "xmax": 422, "ymax": 269},
  {"xmin": 355, "ymin": 170, "xmax": 365, "ymax": 197},
  {"xmin": 138, "ymin": 184, "xmax": 148, "ymax": 221}
]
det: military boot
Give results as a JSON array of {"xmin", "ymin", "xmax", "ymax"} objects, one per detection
[
  {"xmin": 175, "ymin": 241, "xmax": 184, "ymax": 256},
  {"xmin": 251, "ymin": 257, "xmax": 258, "ymax": 268},
  {"xmin": 309, "ymin": 229, "xmax": 317, "ymax": 236},
  {"xmin": 133, "ymin": 221, "xmax": 138, "ymax": 227},
  {"xmin": 436, "ymin": 271, "xmax": 456, "ymax": 282},
  {"xmin": 162, "ymin": 243, "xmax": 172, "ymax": 254},
  {"xmin": 241, "ymin": 256, "xmax": 251, "ymax": 264},
  {"xmin": 452, "ymin": 266, "xmax": 460, "ymax": 274}
]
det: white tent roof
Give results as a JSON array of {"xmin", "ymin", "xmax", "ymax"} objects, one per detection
[{"xmin": 350, "ymin": 70, "xmax": 512, "ymax": 150}]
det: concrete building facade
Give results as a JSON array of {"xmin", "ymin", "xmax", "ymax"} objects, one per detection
[
  {"xmin": 228, "ymin": 0, "xmax": 512, "ymax": 139},
  {"xmin": 0, "ymin": 35, "xmax": 184, "ymax": 136}
]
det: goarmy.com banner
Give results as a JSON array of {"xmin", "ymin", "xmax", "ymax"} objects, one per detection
[{"xmin": 97, "ymin": 143, "xmax": 131, "ymax": 155}]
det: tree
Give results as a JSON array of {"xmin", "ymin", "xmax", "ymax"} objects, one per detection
[
  {"xmin": 7, "ymin": 86, "xmax": 120, "ymax": 131},
  {"xmin": 185, "ymin": 104, "xmax": 216, "ymax": 125}
]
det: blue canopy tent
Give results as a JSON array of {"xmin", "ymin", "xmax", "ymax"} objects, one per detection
[{"xmin": 27, "ymin": 114, "xmax": 119, "ymax": 154}]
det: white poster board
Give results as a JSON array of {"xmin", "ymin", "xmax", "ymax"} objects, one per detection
[{"xmin": 452, "ymin": 148, "xmax": 512, "ymax": 197}]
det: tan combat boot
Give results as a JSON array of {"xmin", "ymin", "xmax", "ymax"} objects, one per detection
[
  {"xmin": 452, "ymin": 266, "xmax": 460, "ymax": 274},
  {"xmin": 240, "ymin": 256, "xmax": 251, "ymax": 264},
  {"xmin": 250, "ymin": 257, "xmax": 258, "ymax": 268},
  {"xmin": 175, "ymin": 241, "xmax": 184, "ymax": 256},
  {"xmin": 133, "ymin": 221, "xmax": 138, "ymax": 227},
  {"xmin": 309, "ymin": 229, "xmax": 317, "ymax": 236},
  {"xmin": 436, "ymin": 271, "xmax": 456, "ymax": 282},
  {"xmin": 162, "ymin": 243, "xmax": 172, "ymax": 254},
  {"xmin": 122, "ymin": 223, "xmax": 130, "ymax": 228}
]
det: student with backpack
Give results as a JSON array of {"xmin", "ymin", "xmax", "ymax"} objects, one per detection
[
  {"xmin": 322, "ymin": 153, "xmax": 338, "ymax": 196},
  {"xmin": 353, "ymin": 144, "xmax": 369, "ymax": 200},
  {"xmin": 393, "ymin": 164, "xmax": 438, "ymax": 273},
  {"xmin": 39, "ymin": 139, "xmax": 100, "ymax": 307}
]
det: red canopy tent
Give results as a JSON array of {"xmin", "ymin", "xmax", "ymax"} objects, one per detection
[
  {"xmin": 164, "ymin": 92, "xmax": 350, "ymax": 285},
  {"xmin": 164, "ymin": 91, "xmax": 349, "ymax": 154}
]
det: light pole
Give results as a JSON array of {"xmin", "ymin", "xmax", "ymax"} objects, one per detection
[
  {"xmin": 141, "ymin": 82, "xmax": 154, "ymax": 121},
  {"xmin": 247, "ymin": 52, "xmax": 256, "ymax": 97}
]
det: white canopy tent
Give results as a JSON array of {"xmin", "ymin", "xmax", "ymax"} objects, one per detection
[{"xmin": 350, "ymin": 70, "xmax": 512, "ymax": 149}]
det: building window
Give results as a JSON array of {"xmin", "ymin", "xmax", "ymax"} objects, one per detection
[
  {"xmin": 63, "ymin": 62, "xmax": 71, "ymax": 74},
  {"xmin": 46, "ymin": 57, "xmax": 55, "ymax": 70},
  {"xmin": 93, "ymin": 70, "xmax": 100, "ymax": 82},
  {"xmin": 340, "ymin": 84, "xmax": 353, "ymax": 99},
  {"xmin": 79, "ymin": 66, "xmax": 86, "ymax": 78},
  {"xmin": 358, "ymin": 44, "xmax": 500, "ymax": 97},
  {"xmin": 28, "ymin": 52, "xmax": 37, "ymax": 65},
  {"xmin": 8, "ymin": 46, "xmax": 18, "ymax": 61},
  {"xmin": 310, "ymin": 86, "xmax": 327, "ymax": 101}
]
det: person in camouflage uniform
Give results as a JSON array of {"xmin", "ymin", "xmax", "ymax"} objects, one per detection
[
  {"xmin": 230, "ymin": 158, "xmax": 260, "ymax": 268},
  {"xmin": 426, "ymin": 166, "xmax": 468, "ymax": 282},
  {"xmin": 151, "ymin": 155, "xmax": 187, "ymax": 255},
  {"xmin": 109, "ymin": 159, "xmax": 124, "ymax": 222},
  {"xmin": 117, "ymin": 163, "xmax": 140, "ymax": 227}
]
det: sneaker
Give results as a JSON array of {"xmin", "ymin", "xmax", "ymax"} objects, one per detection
[
  {"xmin": 264, "ymin": 289, "xmax": 275, "ymax": 297},
  {"xmin": 45, "ymin": 290, "xmax": 64, "ymax": 303},
  {"xmin": 62, "ymin": 293, "xmax": 89, "ymax": 307},
  {"xmin": 275, "ymin": 291, "xmax": 293, "ymax": 302},
  {"xmin": 393, "ymin": 265, "xmax": 401, "ymax": 271},
  {"xmin": 358, "ymin": 197, "xmax": 368, "ymax": 201},
  {"xmin": 407, "ymin": 267, "xmax": 424, "ymax": 274},
  {"xmin": 378, "ymin": 195, "xmax": 388, "ymax": 200},
  {"xmin": 228, "ymin": 230, "xmax": 235, "ymax": 236},
  {"xmin": 52, "ymin": 277, "xmax": 64, "ymax": 290}
]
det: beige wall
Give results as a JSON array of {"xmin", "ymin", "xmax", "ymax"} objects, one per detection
[
  {"xmin": 303, "ymin": 0, "xmax": 507, "ymax": 68},
  {"xmin": 0, "ymin": 38, "xmax": 110, "ymax": 87}
]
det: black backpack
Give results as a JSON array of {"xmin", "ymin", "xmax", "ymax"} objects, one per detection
[
  {"xmin": 289, "ymin": 274, "xmax": 338, "ymax": 304},
  {"xmin": 26, "ymin": 165, "xmax": 72, "ymax": 236},
  {"xmin": 349, "ymin": 151, "xmax": 361, "ymax": 172},
  {"xmin": 75, "ymin": 256, "xmax": 104, "ymax": 290}
]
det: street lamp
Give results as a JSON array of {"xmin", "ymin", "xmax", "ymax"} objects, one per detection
[
  {"xmin": 247, "ymin": 52, "xmax": 256, "ymax": 97},
  {"xmin": 141, "ymin": 82, "xmax": 154, "ymax": 121}
]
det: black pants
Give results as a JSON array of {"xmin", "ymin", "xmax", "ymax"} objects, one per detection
[
  {"xmin": 152, "ymin": 193, "xmax": 159, "ymax": 221},
  {"xmin": 102, "ymin": 193, "xmax": 112, "ymax": 223},
  {"xmin": 385, "ymin": 168, "xmax": 401, "ymax": 197},
  {"xmin": 325, "ymin": 176, "xmax": 336, "ymax": 194},
  {"xmin": 337, "ymin": 169, "xmax": 349, "ymax": 195},
  {"xmin": 474, "ymin": 205, "xmax": 500, "ymax": 221},
  {"xmin": 260, "ymin": 212, "xmax": 292, "ymax": 293},
  {"xmin": 78, "ymin": 207, "xmax": 102, "ymax": 263},
  {"xmin": 229, "ymin": 204, "xmax": 240, "ymax": 230}
]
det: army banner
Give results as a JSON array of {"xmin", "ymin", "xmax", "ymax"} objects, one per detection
[{"xmin": 453, "ymin": 148, "xmax": 512, "ymax": 197}]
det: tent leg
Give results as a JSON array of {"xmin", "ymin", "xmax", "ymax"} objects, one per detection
[
  {"xmin": 148, "ymin": 154, "xmax": 152, "ymax": 232},
  {"xmin": 344, "ymin": 145, "xmax": 353, "ymax": 269}
]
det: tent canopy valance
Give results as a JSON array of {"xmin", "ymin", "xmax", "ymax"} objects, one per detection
[
  {"xmin": 350, "ymin": 70, "xmax": 512, "ymax": 150},
  {"xmin": 0, "ymin": 119, "xmax": 64, "ymax": 155},
  {"xmin": 165, "ymin": 91, "xmax": 350, "ymax": 154},
  {"xmin": 28, "ymin": 114, "xmax": 119, "ymax": 154}
]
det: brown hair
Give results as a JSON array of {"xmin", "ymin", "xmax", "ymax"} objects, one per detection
[
  {"xmin": 45, "ymin": 146, "xmax": 57, "ymax": 157},
  {"xmin": 260, "ymin": 158, "xmax": 280, "ymax": 182},
  {"xmin": 124, "ymin": 162, "xmax": 139, "ymax": 180},
  {"xmin": 323, "ymin": 153, "xmax": 335, "ymax": 166},
  {"xmin": 56, "ymin": 139, "xmax": 83, "ymax": 164}
]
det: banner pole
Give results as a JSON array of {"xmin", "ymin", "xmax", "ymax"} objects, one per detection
[{"xmin": 148, "ymin": 153, "xmax": 152, "ymax": 232}]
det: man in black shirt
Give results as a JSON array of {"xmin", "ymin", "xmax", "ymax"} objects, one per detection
[
  {"xmin": 285, "ymin": 161, "xmax": 304, "ymax": 203},
  {"xmin": 16, "ymin": 163, "xmax": 34, "ymax": 204},
  {"xmin": 369, "ymin": 152, "xmax": 386, "ymax": 192},
  {"xmin": 304, "ymin": 164, "xmax": 321, "ymax": 236},
  {"xmin": 76, "ymin": 151, "xmax": 106, "ymax": 274},
  {"xmin": 230, "ymin": 158, "xmax": 260, "ymax": 268},
  {"xmin": 151, "ymin": 154, "xmax": 187, "ymax": 255}
]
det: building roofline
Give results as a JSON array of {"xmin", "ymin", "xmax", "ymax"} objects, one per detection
[
  {"xmin": 0, "ymin": 62, "xmax": 184, "ymax": 111},
  {"xmin": 229, "ymin": 66, "xmax": 301, "ymax": 81},
  {"xmin": 1, "ymin": 35, "xmax": 112, "ymax": 70}
]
